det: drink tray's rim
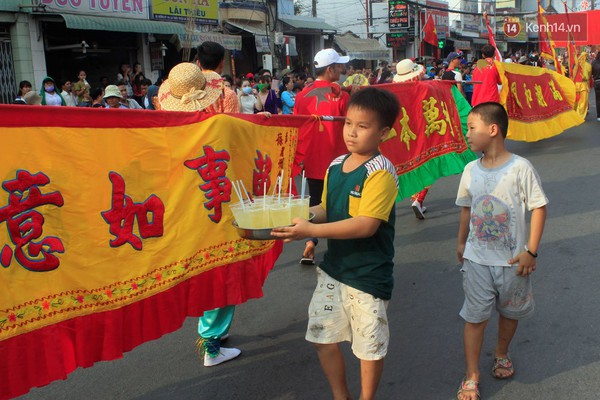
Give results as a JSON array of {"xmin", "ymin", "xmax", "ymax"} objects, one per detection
[{"xmin": 232, "ymin": 212, "xmax": 314, "ymax": 240}]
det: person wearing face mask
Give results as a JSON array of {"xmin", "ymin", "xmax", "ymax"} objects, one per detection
[
  {"xmin": 255, "ymin": 75, "xmax": 282, "ymax": 114},
  {"xmin": 40, "ymin": 76, "xmax": 66, "ymax": 106},
  {"xmin": 238, "ymin": 79, "xmax": 260, "ymax": 114}
]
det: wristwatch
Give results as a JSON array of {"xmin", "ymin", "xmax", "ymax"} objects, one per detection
[{"xmin": 524, "ymin": 244, "xmax": 538, "ymax": 258}]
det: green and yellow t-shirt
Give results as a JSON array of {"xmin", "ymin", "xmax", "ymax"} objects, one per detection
[{"xmin": 320, "ymin": 153, "xmax": 398, "ymax": 300}]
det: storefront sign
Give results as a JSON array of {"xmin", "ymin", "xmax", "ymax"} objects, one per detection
[
  {"xmin": 40, "ymin": 0, "xmax": 149, "ymax": 18},
  {"xmin": 255, "ymin": 35, "xmax": 270, "ymax": 53},
  {"xmin": 150, "ymin": 0, "xmax": 218, "ymax": 25},
  {"xmin": 389, "ymin": 0, "xmax": 409, "ymax": 30},
  {"xmin": 179, "ymin": 32, "xmax": 242, "ymax": 51},
  {"xmin": 453, "ymin": 40, "xmax": 471, "ymax": 50},
  {"xmin": 386, "ymin": 32, "xmax": 408, "ymax": 48},
  {"xmin": 497, "ymin": 0, "xmax": 516, "ymax": 9},
  {"xmin": 461, "ymin": 0, "xmax": 478, "ymax": 32}
]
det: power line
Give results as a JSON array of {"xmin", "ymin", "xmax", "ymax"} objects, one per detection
[{"xmin": 401, "ymin": 0, "xmax": 539, "ymax": 16}]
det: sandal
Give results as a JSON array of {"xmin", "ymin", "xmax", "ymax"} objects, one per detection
[
  {"xmin": 299, "ymin": 257, "xmax": 315, "ymax": 265},
  {"xmin": 457, "ymin": 377, "xmax": 480, "ymax": 400},
  {"xmin": 492, "ymin": 356, "xmax": 515, "ymax": 379}
]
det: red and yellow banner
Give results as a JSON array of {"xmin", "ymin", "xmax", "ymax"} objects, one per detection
[
  {"xmin": 0, "ymin": 107, "xmax": 308, "ymax": 399},
  {"xmin": 378, "ymin": 80, "xmax": 476, "ymax": 199},
  {"xmin": 496, "ymin": 61, "xmax": 584, "ymax": 141}
]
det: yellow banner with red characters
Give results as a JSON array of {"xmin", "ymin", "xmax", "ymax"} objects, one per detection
[
  {"xmin": 496, "ymin": 61, "xmax": 584, "ymax": 141},
  {"xmin": 0, "ymin": 108, "xmax": 302, "ymax": 342}
]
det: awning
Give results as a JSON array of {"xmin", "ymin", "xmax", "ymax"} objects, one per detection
[
  {"xmin": 279, "ymin": 15, "xmax": 336, "ymax": 31},
  {"xmin": 60, "ymin": 13, "xmax": 185, "ymax": 34},
  {"xmin": 223, "ymin": 21, "xmax": 270, "ymax": 53},
  {"xmin": 178, "ymin": 31, "xmax": 242, "ymax": 51},
  {"xmin": 224, "ymin": 21, "xmax": 268, "ymax": 36},
  {"xmin": 334, "ymin": 33, "xmax": 390, "ymax": 61}
]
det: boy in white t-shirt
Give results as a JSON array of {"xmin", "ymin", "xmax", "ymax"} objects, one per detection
[{"xmin": 455, "ymin": 102, "xmax": 548, "ymax": 400}]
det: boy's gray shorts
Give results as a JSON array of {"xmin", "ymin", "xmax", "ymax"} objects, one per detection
[{"xmin": 459, "ymin": 259, "xmax": 535, "ymax": 323}]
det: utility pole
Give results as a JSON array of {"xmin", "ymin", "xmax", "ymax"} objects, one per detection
[
  {"xmin": 366, "ymin": 0, "xmax": 370, "ymax": 38},
  {"xmin": 312, "ymin": 0, "xmax": 317, "ymax": 17}
]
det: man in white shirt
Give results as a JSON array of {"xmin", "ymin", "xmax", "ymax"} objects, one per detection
[
  {"xmin": 60, "ymin": 80, "xmax": 77, "ymax": 107},
  {"xmin": 117, "ymin": 81, "xmax": 142, "ymax": 109}
]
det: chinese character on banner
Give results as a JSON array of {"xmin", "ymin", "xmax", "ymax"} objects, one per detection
[
  {"xmin": 523, "ymin": 83, "xmax": 533, "ymax": 108},
  {"xmin": 0, "ymin": 170, "xmax": 64, "ymax": 271},
  {"xmin": 422, "ymin": 97, "xmax": 448, "ymax": 137},
  {"xmin": 548, "ymin": 80, "xmax": 563, "ymax": 101},
  {"xmin": 253, "ymin": 150, "xmax": 272, "ymax": 195},
  {"xmin": 510, "ymin": 82, "xmax": 523, "ymax": 108},
  {"xmin": 398, "ymin": 107, "xmax": 417, "ymax": 150},
  {"xmin": 185, "ymin": 145, "xmax": 232, "ymax": 223},
  {"xmin": 534, "ymin": 84, "xmax": 548, "ymax": 107},
  {"xmin": 101, "ymin": 172, "xmax": 165, "ymax": 250}
]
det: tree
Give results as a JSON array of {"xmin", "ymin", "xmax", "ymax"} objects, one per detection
[{"xmin": 294, "ymin": 0, "xmax": 311, "ymax": 16}]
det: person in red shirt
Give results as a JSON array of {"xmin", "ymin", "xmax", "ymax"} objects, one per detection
[
  {"xmin": 471, "ymin": 44, "xmax": 502, "ymax": 106},
  {"xmin": 294, "ymin": 48, "xmax": 350, "ymax": 264}
]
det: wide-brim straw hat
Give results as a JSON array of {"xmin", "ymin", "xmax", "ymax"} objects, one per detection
[
  {"xmin": 158, "ymin": 63, "xmax": 223, "ymax": 112},
  {"xmin": 393, "ymin": 59, "xmax": 425, "ymax": 83}
]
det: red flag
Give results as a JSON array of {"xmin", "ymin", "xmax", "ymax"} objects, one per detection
[
  {"xmin": 563, "ymin": 1, "xmax": 578, "ymax": 81},
  {"xmin": 423, "ymin": 14, "xmax": 438, "ymax": 47},
  {"xmin": 538, "ymin": 1, "xmax": 563, "ymax": 75},
  {"xmin": 484, "ymin": 13, "xmax": 502, "ymax": 62}
]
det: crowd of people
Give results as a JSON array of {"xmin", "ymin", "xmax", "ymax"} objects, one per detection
[
  {"xmin": 11, "ymin": 60, "xmax": 312, "ymax": 113},
  {"xmin": 12, "ymin": 48, "xmax": 600, "ymax": 122}
]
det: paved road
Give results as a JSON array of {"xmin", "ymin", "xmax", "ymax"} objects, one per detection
[{"xmin": 20, "ymin": 107, "xmax": 600, "ymax": 400}]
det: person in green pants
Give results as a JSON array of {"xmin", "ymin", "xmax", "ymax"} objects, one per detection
[{"xmin": 196, "ymin": 306, "xmax": 239, "ymax": 366}]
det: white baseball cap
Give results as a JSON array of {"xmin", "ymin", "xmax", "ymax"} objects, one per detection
[{"xmin": 313, "ymin": 49, "xmax": 350, "ymax": 68}]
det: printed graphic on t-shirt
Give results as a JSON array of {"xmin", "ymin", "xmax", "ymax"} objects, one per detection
[{"xmin": 469, "ymin": 194, "xmax": 516, "ymax": 251}]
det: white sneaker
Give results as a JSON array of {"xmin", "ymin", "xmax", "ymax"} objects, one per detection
[
  {"xmin": 204, "ymin": 347, "xmax": 241, "ymax": 367},
  {"xmin": 597, "ymin": 117, "xmax": 600, "ymax": 121},
  {"xmin": 411, "ymin": 200, "xmax": 427, "ymax": 220}
]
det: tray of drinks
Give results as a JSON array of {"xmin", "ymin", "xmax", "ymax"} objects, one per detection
[{"xmin": 230, "ymin": 195, "xmax": 312, "ymax": 240}]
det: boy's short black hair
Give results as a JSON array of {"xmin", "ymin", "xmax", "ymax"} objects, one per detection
[
  {"xmin": 470, "ymin": 102, "xmax": 509, "ymax": 138},
  {"xmin": 90, "ymin": 87, "xmax": 103, "ymax": 100},
  {"xmin": 348, "ymin": 87, "xmax": 400, "ymax": 130},
  {"xmin": 481, "ymin": 44, "xmax": 496, "ymax": 59},
  {"xmin": 194, "ymin": 41, "xmax": 225, "ymax": 70}
]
